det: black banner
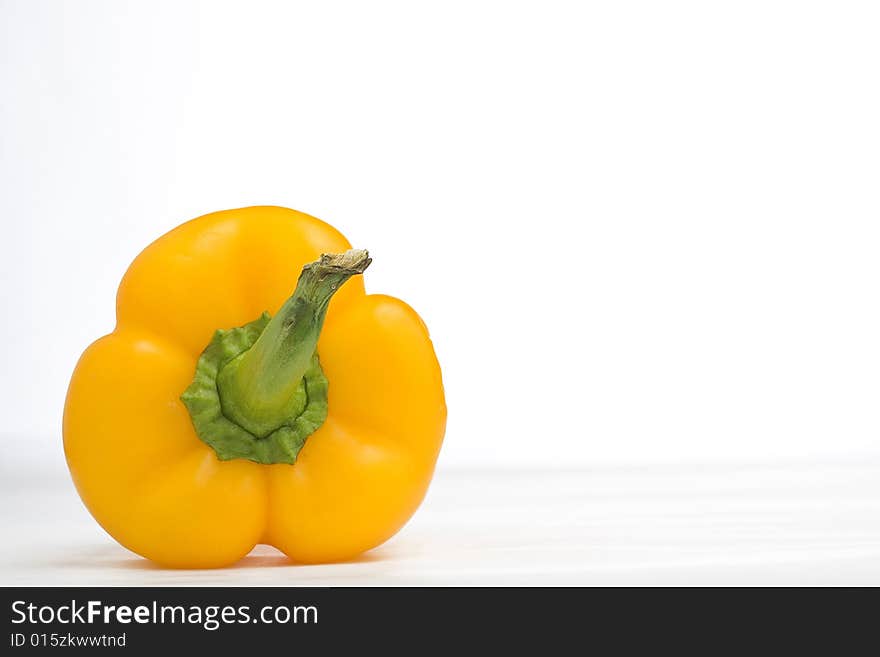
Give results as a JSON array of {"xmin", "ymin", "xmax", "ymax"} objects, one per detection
[{"xmin": 1, "ymin": 587, "xmax": 875, "ymax": 651}]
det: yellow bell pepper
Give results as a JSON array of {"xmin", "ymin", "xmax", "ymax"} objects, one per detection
[{"xmin": 63, "ymin": 206, "xmax": 446, "ymax": 567}]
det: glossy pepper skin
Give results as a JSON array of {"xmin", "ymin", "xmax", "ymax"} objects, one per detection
[{"xmin": 63, "ymin": 206, "xmax": 446, "ymax": 567}]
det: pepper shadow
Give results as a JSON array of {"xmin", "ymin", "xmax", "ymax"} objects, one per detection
[{"xmin": 45, "ymin": 542, "xmax": 392, "ymax": 575}]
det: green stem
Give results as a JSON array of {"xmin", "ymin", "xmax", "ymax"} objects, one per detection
[{"xmin": 216, "ymin": 249, "xmax": 371, "ymax": 438}]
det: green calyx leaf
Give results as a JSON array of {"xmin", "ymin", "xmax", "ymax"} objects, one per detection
[{"xmin": 180, "ymin": 313, "xmax": 328, "ymax": 465}]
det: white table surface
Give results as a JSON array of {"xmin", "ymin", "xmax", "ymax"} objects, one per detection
[{"xmin": 3, "ymin": 461, "xmax": 880, "ymax": 586}]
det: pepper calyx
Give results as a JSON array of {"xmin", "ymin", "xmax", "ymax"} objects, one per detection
[
  {"xmin": 180, "ymin": 248, "xmax": 370, "ymax": 465},
  {"xmin": 180, "ymin": 313, "xmax": 328, "ymax": 464}
]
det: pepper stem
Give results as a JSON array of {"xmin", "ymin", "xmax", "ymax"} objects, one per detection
[{"xmin": 216, "ymin": 249, "xmax": 371, "ymax": 438}]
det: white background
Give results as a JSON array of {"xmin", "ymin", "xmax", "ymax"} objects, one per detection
[{"xmin": 2, "ymin": 0, "xmax": 880, "ymax": 477}]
